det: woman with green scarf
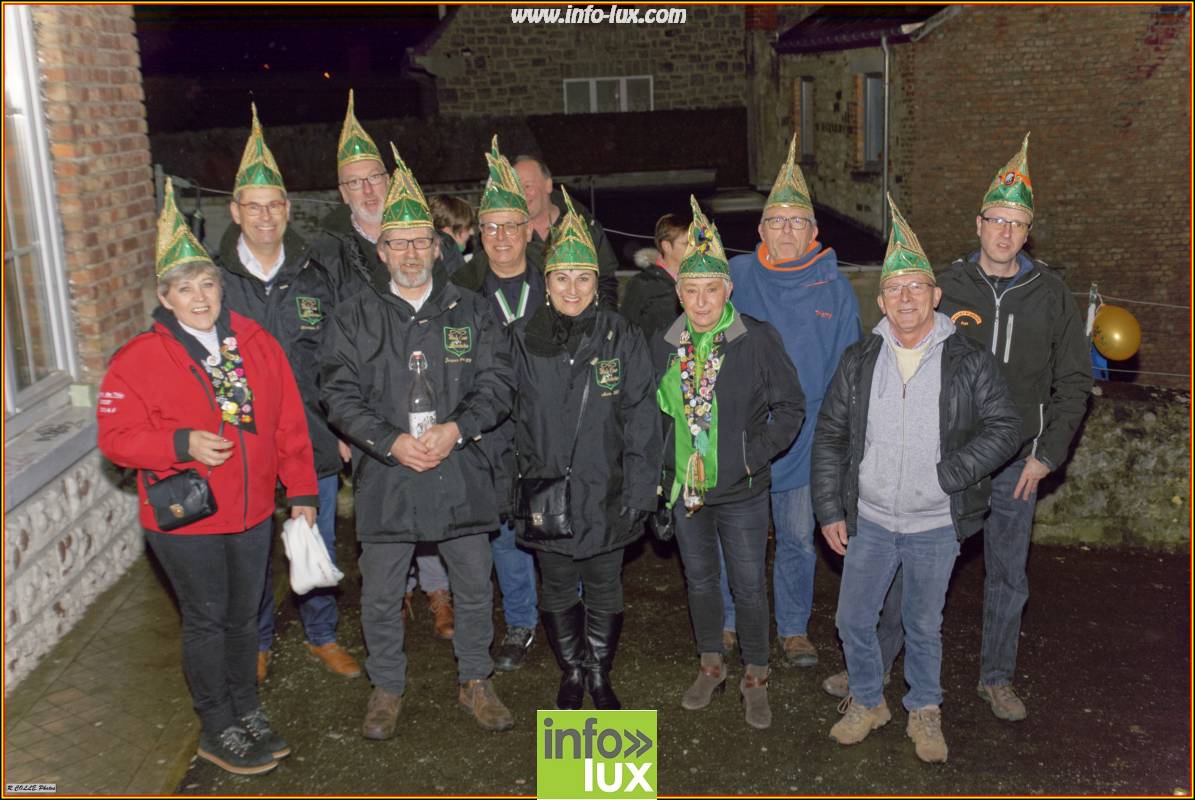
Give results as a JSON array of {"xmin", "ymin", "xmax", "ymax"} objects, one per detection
[{"xmin": 652, "ymin": 197, "xmax": 806, "ymax": 730}]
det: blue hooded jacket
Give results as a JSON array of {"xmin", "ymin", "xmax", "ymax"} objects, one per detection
[{"xmin": 728, "ymin": 242, "xmax": 861, "ymax": 490}]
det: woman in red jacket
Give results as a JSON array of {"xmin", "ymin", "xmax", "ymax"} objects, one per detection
[{"xmin": 97, "ymin": 180, "xmax": 317, "ymax": 776}]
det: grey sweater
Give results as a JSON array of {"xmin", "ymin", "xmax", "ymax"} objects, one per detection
[{"xmin": 857, "ymin": 312, "xmax": 957, "ymax": 533}]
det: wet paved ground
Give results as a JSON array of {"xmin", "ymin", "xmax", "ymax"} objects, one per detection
[{"xmin": 175, "ymin": 496, "xmax": 1192, "ymax": 796}]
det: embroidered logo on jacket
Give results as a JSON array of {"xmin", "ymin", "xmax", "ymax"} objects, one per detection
[
  {"xmin": 296, "ymin": 296, "xmax": 323, "ymax": 326},
  {"xmin": 595, "ymin": 358, "xmax": 622, "ymax": 392},
  {"xmin": 950, "ymin": 309, "xmax": 983, "ymax": 328},
  {"xmin": 444, "ymin": 326, "xmax": 473, "ymax": 358},
  {"xmin": 814, "ymin": 309, "xmax": 833, "ymax": 319}
]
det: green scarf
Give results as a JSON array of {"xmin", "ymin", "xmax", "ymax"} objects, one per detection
[{"xmin": 657, "ymin": 302, "xmax": 736, "ymax": 508}]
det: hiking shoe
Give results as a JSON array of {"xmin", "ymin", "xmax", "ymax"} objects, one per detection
[
  {"xmin": 978, "ymin": 683, "xmax": 1027, "ymax": 721},
  {"xmin": 907, "ymin": 705, "xmax": 949, "ymax": 763},
  {"xmin": 493, "ymin": 627, "xmax": 535, "ymax": 672},
  {"xmin": 427, "ymin": 589, "xmax": 455, "ymax": 639},
  {"xmin": 681, "ymin": 652, "xmax": 727, "ymax": 711},
  {"xmin": 824, "ymin": 669, "xmax": 891, "ymax": 701},
  {"xmin": 361, "ymin": 686, "xmax": 403, "ymax": 740},
  {"xmin": 459, "ymin": 678, "xmax": 515, "ymax": 731},
  {"xmin": 197, "ymin": 724, "xmax": 277, "ymax": 775},
  {"xmin": 740, "ymin": 665, "xmax": 771, "ymax": 730},
  {"xmin": 721, "ymin": 629, "xmax": 738, "ymax": 658},
  {"xmin": 240, "ymin": 708, "xmax": 290, "ymax": 759},
  {"xmin": 781, "ymin": 634, "xmax": 819, "ymax": 667},
  {"xmin": 306, "ymin": 641, "xmax": 362, "ymax": 678},
  {"xmin": 256, "ymin": 650, "xmax": 269, "ymax": 683},
  {"xmin": 829, "ymin": 696, "xmax": 891, "ymax": 745}
]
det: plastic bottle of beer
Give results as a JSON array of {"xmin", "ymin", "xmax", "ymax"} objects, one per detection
[{"xmin": 408, "ymin": 351, "xmax": 436, "ymax": 438}]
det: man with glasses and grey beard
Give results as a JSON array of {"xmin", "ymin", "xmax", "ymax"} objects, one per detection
[
  {"xmin": 726, "ymin": 135, "xmax": 861, "ymax": 670},
  {"xmin": 320, "ymin": 145, "xmax": 517, "ymax": 740}
]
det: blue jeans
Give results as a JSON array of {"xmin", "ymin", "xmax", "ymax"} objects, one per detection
[
  {"xmin": 258, "ymin": 474, "xmax": 341, "ymax": 649},
  {"xmin": 405, "ymin": 552, "xmax": 450, "ymax": 594},
  {"xmin": 491, "ymin": 519, "xmax": 538, "ymax": 629},
  {"xmin": 719, "ymin": 485, "xmax": 815, "ymax": 637},
  {"xmin": 980, "ymin": 458, "xmax": 1037, "ymax": 686},
  {"xmin": 836, "ymin": 517, "xmax": 959, "ymax": 710}
]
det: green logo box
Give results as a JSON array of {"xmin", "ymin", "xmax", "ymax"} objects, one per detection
[{"xmin": 536, "ymin": 709, "xmax": 657, "ymax": 800}]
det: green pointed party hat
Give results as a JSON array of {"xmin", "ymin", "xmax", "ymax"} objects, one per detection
[
  {"xmin": 764, "ymin": 133, "xmax": 813, "ymax": 214},
  {"xmin": 980, "ymin": 132, "xmax": 1034, "ymax": 219},
  {"xmin": 234, "ymin": 102, "xmax": 285, "ymax": 195},
  {"xmin": 543, "ymin": 187, "xmax": 598, "ymax": 273},
  {"xmin": 337, "ymin": 89, "xmax": 384, "ymax": 170},
  {"xmin": 881, "ymin": 193, "xmax": 933, "ymax": 283},
  {"xmin": 479, "ymin": 135, "xmax": 528, "ymax": 219},
  {"xmin": 156, "ymin": 177, "xmax": 213, "ymax": 278},
  {"xmin": 677, "ymin": 195, "xmax": 730, "ymax": 279},
  {"xmin": 379, "ymin": 142, "xmax": 433, "ymax": 232}
]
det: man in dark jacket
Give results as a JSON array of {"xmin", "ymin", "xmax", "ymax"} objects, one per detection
[
  {"xmin": 812, "ymin": 198, "xmax": 1020, "ymax": 764},
  {"xmin": 217, "ymin": 105, "xmax": 361, "ymax": 682},
  {"xmin": 621, "ymin": 213, "xmax": 685, "ymax": 343},
  {"xmin": 450, "ymin": 136, "xmax": 543, "ymax": 673},
  {"xmin": 319, "ymin": 148, "xmax": 517, "ymax": 741},
  {"xmin": 512, "ymin": 155, "xmax": 620, "ymax": 309}
]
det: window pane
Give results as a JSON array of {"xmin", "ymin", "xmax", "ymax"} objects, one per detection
[
  {"xmin": 564, "ymin": 80, "xmax": 590, "ymax": 114},
  {"xmin": 626, "ymin": 77, "xmax": 652, "ymax": 112},
  {"xmin": 595, "ymin": 78, "xmax": 620, "ymax": 113},
  {"xmin": 4, "ymin": 104, "xmax": 36, "ymax": 251},
  {"xmin": 800, "ymin": 78, "xmax": 814, "ymax": 158},
  {"xmin": 864, "ymin": 75, "xmax": 884, "ymax": 163},
  {"xmin": 5, "ymin": 254, "xmax": 34, "ymax": 390}
]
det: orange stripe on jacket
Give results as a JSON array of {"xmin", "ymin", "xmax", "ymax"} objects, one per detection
[{"xmin": 759, "ymin": 240, "xmax": 833, "ymax": 272}]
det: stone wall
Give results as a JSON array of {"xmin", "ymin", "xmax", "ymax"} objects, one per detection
[
  {"xmin": 415, "ymin": 5, "xmax": 747, "ymax": 117},
  {"xmin": 31, "ymin": 4, "xmax": 158, "ymax": 384},
  {"xmin": 4, "ymin": 451, "xmax": 142, "ymax": 688}
]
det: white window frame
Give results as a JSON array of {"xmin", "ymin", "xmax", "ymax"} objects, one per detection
[
  {"xmin": 562, "ymin": 75, "xmax": 654, "ymax": 114},
  {"xmin": 4, "ymin": 5, "xmax": 78, "ymax": 427},
  {"xmin": 863, "ymin": 72, "xmax": 884, "ymax": 166}
]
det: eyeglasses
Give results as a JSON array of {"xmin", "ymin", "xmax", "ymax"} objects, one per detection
[
  {"xmin": 339, "ymin": 172, "xmax": 388, "ymax": 192},
  {"xmin": 381, "ymin": 237, "xmax": 435, "ymax": 252},
  {"xmin": 762, "ymin": 216, "xmax": 814, "ymax": 231},
  {"xmin": 480, "ymin": 220, "xmax": 528, "ymax": 238},
  {"xmin": 238, "ymin": 200, "xmax": 286, "ymax": 217},
  {"xmin": 881, "ymin": 280, "xmax": 934, "ymax": 297},
  {"xmin": 980, "ymin": 215, "xmax": 1032, "ymax": 233}
]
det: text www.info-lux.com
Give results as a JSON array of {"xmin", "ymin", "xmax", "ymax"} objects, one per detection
[{"xmin": 511, "ymin": 5, "xmax": 687, "ymax": 24}]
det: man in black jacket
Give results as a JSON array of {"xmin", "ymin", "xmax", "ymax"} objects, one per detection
[
  {"xmin": 217, "ymin": 104, "xmax": 362, "ymax": 683},
  {"xmin": 319, "ymin": 148, "xmax": 517, "ymax": 741},
  {"xmin": 812, "ymin": 199, "xmax": 1020, "ymax": 763}
]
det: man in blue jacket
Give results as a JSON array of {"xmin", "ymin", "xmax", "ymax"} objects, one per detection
[{"xmin": 727, "ymin": 135, "xmax": 861, "ymax": 668}]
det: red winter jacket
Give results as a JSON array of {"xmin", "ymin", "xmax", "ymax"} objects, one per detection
[{"xmin": 97, "ymin": 310, "xmax": 318, "ymax": 534}]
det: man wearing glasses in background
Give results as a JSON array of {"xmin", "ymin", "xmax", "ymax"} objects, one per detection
[{"xmin": 727, "ymin": 135, "xmax": 861, "ymax": 670}]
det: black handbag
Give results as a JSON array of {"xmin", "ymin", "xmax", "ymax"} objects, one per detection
[
  {"xmin": 516, "ymin": 376, "xmax": 590, "ymax": 541},
  {"xmin": 142, "ymin": 424, "xmax": 221, "ymax": 531}
]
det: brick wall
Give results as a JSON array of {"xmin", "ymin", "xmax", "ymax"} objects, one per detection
[
  {"xmin": 31, "ymin": 4, "xmax": 157, "ymax": 385},
  {"xmin": 417, "ymin": 6, "xmax": 747, "ymax": 117}
]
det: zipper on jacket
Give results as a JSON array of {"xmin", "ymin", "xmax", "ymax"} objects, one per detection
[
  {"xmin": 741, "ymin": 430, "xmax": 753, "ymax": 489},
  {"xmin": 972, "ymin": 264, "xmax": 1041, "ymax": 359},
  {"xmin": 1003, "ymin": 314, "xmax": 1014, "ymax": 363},
  {"xmin": 1030, "ymin": 402, "xmax": 1044, "ymax": 459},
  {"xmin": 237, "ymin": 426, "xmax": 250, "ymax": 530}
]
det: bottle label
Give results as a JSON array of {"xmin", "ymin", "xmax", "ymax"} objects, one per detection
[{"xmin": 409, "ymin": 411, "xmax": 437, "ymax": 439}]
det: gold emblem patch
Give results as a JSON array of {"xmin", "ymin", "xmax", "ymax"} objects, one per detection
[{"xmin": 950, "ymin": 309, "xmax": 983, "ymax": 327}]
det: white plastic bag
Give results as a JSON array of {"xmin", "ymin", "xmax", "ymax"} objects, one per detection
[{"xmin": 280, "ymin": 516, "xmax": 344, "ymax": 594}]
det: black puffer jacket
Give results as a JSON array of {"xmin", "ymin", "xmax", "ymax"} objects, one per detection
[
  {"xmin": 651, "ymin": 311, "xmax": 806, "ymax": 506},
  {"xmin": 621, "ymin": 263, "xmax": 680, "ymax": 344},
  {"xmin": 306, "ymin": 204, "xmax": 383, "ymax": 298},
  {"xmin": 509, "ymin": 303, "xmax": 661, "ymax": 558},
  {"xmin": 215, "ymin": 225, "xmax": 343, "ymax": 478},
  {"xmin": 810, "ymin": 332, "xmax": 1022, "ymax": 540},
  {"xmin": 318, "ymin": 263, "xmax": 515, "ymax": 543}
]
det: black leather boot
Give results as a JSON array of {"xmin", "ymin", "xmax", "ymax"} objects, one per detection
[
  {"xmin": 540, "ymin": 603, "xmax": 587, "ymax": 710},
  {"xmin": 584, "ymin": 609, "xmax": 624, "ymax": 710}
]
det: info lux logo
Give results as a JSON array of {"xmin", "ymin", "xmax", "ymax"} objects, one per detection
[{"xmin": 536, "ymin": 710, "xmax": 657, "ymax": 799}]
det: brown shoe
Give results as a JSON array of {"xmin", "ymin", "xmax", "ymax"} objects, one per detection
[
  {"xmin": 781, "ymin": 634, "xmax": 819, "ymax": 667},
  {"xmin": 721, "ymin": 629, "xmax": 738, "ymax": 658},
  {"xmin": 458, "ymin": 678, "xmax": 514, "ymax": 731},
  {"xmin": 829, "ymin": 695, "xmax": 891, "ymax": 745},
  {"xmin": 361, "ymin": 686, "xmax": 403, "ymax": 740},
  {"xmin": 740, "ymin": 664, "xmax": 771, "ymax": 730},
  {"xmin": 256, "ymin": 650, "xmax": 269, "ymax": 683},
  {"xmin": 681, "ymin": 653, "xmax": 727, "ymax": 711},
  {"xmin": 306, "ymin": 641, "xmax": 362, "ymax": 678},
  {"xmin": 427, "ymin": 589, "xmax": 455, "ymax": 640}
]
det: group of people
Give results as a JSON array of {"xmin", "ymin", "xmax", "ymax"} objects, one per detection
[{"xmin": 96, "ymin": 90, "xmax": 1091, "ymax": 776}]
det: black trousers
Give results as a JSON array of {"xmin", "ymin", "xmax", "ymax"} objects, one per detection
[
  {"xmin": 536, "ymin": 548, "xmax": 625, "ymax": 614},
  {"xmin": 146, "ymin": 517, "xmax": 271, "ymax": 735}
]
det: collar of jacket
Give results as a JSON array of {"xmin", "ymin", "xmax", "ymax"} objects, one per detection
[
  {"xmin": 151, "ymin": 305, "xmax": 261, "ymax": 367},
  {"xmin": 218, "ymin": 223, "xmax": 310, "ymax": 285},
  {"xmin": 451, "ymin": 246, "xmax": 545, "ymax": 293},
  {"xmin": 662, "ymin": 306, "xmax": 747, "ymax": 347},
  {"xmin": 368, "ymin": 261, "xmax": 460, "ymax": 319},
  {"xmin": 960, "ymin": 248, "xmax": 1043, "ymax": 284}
]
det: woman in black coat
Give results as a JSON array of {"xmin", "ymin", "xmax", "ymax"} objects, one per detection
[{"xmin": 510, "ymin": 190, "xmax": 661, "ymax": 710}]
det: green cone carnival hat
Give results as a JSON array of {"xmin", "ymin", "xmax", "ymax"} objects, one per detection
[
  {"xmin": 234, "ymin": 103, "xmax": 285, "ymax": 196},
  {"xmin": 337, "ymin": 89, "xmax": 384, "ymax": 171},
  {"xmin": 764, "ymin": 133, "xmax": 813, "ymax": 214},
  {"xmin": 677, "ymin": 195, "xmax": 730, "ymax": 279},
  {"xmin": 379, "ymin": 142, "xmax": 434, "ymax": 232},
  {"xmin": 480, "ymin": 135, "xmax": 528, "ymax": 219},
  {"xmin": 156, "ymin": 177, "xmax": 213, "ymax": 278},
  {"xmin": 543, "ymin": 187, "xmax": 598, "ymax": 274},
  {"xmin": 881, "ymin": 193, "xmax": 934, "ymax": 284},
  {"xmin": 981, "ymin": 132, "xmax": 1034, "ymax": 219}
]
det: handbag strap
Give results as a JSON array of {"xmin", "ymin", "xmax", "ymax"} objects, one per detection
[
  {"xmin": 143, "ymin": 421, "xmax": 225, "ymax": 488},
  {"xmin": 564, "ymin": 373, "xmax": 590, "ymax": 478}
]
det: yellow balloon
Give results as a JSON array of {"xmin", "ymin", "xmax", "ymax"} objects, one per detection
[{"xmin": 1092, "ymin": 304, "xmax": 1141, "ymax": 361}]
